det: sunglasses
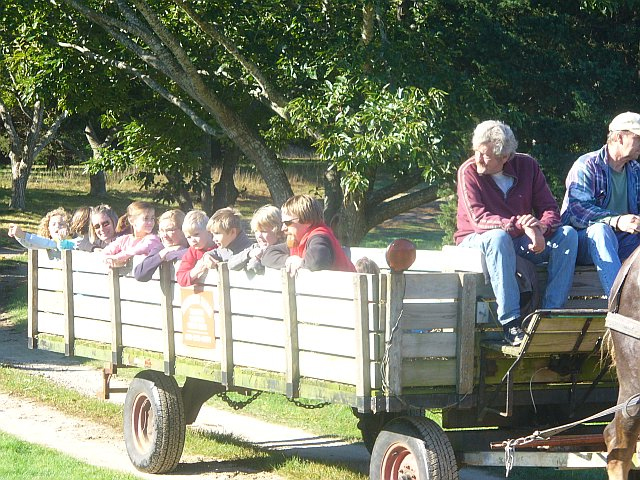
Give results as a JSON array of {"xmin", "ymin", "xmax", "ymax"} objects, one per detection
[
  {"xmin": 93, "ymin": 221, "xmax": 112, "ymax": 230},
  {"xmin": 282, "ymin": 218, "xmax": 298, "ymax": 227}
]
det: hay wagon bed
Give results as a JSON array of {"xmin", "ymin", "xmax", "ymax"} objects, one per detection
[{"xmin": 26, "ymin": 247, "xmax": 626, "ymax": 478}]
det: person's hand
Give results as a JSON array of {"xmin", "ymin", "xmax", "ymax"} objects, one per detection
[
  {"xmin": 201, "ymin": 254, "xmax": 218, "ymax": 270},
  {"xmin": 159, "ymin": 245, "xmax": 181, "ymax": 261},
  {"xmin": 284, "ymin": 255, "xmax": 304, "ymax": 277},
  {"xmin": 523, "ymin": 225, "xmax": 546, "ymax": 254},
  {"xmin": 7, "ymin": 224, "xmax": 25, "ymax": 240},
  {"xmin": 616, "ymin": 214, "xmax": 640, "ymax": 234},
  {"xmin": 249, "ymin": 245, "xmax": 267, "ymax": 259}
]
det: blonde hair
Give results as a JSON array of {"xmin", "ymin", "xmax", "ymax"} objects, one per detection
[
  {"xmin": 158, "ymin": 209, "xmax": 185, "ymax": 228},
  {"xmin": 37, "ymin": 207, "xmax": 70, "ymax": 238},
  {"xmin": 207, "ymin": 207, "xmax": 243, "ymax": 233},
  {"xmin": 250, "ymin": 205, "xmax": 282, "ymax": 234},
  {"xmin": 182, "ymin": 210, "xmax": 209, "ymax": 236},
  {"xmin": 69, "ymin": 207, "xmax": 91, "ymax": 237},
  {"xmin": 282, "ymin": 194, "xmax": 323, "ymax": 225}
]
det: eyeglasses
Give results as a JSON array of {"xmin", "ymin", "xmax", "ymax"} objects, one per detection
[
  {"xmin": 93, "ymin": 221, "xmax": 112, "ymax": 230},
  {"xmin": 159, "ymin": 227, "xmax": 179, "ymax": 234},
  {"xmin": 282, "ymin": 218, "xmax": 298, "ymax": 226}
]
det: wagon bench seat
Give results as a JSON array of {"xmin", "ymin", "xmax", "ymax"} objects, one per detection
[{"xmin": 481, "ymin": 309, "xmax": 608, "ymax": 358}]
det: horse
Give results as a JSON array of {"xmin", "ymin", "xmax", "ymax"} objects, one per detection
[{"xmin": 604, "ymin": 247, "xmax": 640, "ymax": 480}]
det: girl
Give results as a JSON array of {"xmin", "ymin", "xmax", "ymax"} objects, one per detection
[
  {"xmin": 102, "ymin": 201, "xmax": 162, "ymax": 268},
  {"xmin": 8, "ymin": 207, "xmax": 72, "ymax": 251}
]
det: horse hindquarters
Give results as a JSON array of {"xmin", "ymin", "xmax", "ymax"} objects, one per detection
[{"xmin": 605, "ymin": 413, "xmax": 640, "ymax": 480}]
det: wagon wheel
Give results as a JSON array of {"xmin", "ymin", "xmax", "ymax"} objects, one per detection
[
  {"xmin": 123, "ymin": 370, "xmax": 186, "ymax": 473},
  {"xmin": 369, "ymin": 416, "xmax": 458, "ymax": 480},
  {"xmin": 352, "ymin": 408, "xmax": 403, "ymax": 453}
]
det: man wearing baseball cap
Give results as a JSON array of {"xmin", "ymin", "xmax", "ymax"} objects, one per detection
[{"xmin": 561, "ymin": 112, "xmax": 640, "ymax": 296}]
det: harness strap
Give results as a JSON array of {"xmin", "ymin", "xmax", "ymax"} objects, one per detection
[{"xmin": 606, "ymin": 312, "xmax": 640, "ymax": 339}]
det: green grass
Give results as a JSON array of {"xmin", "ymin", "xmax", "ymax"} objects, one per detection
[{"xmin": 0, "ymin": 430, "xmax": 139, "ymax": 480}]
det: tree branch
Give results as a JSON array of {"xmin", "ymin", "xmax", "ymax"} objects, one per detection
[
  {"xmin": 366, "ymin": 183, "xmax": 446, "ymax": 228},
  {"xmin": 172, "ymin": 0, "xmax": 291, "ymax": 122},
  {"xmin": 58, "ymin": 41, "xmax": 222, "ymax": 138},
  {"xmin": 34, "ymin": 109, "xmax": 69, "ymax": 158},
  {"xmin": 0, "ymin": 97, "xmax": 22, "ymax": 157},
  {"xmin": 366, "ymin": 171, "xmax": 424, "ymax": 206}
]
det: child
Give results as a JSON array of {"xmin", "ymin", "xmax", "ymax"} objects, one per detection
[
  {"xmin": 102, "ymin": 201, "xmax": 162, "ymax": 268},
  {"xmin": 89, "ymin": 204, "xmax": 119, "ymax": 251},
  {"xmin": 8, "ymin": 207, "xmax": 72, "ymax": 251},
  {"xmin": 176, "ymin": 210, "xmax": 217, "ymax": 287},
  {"xmin": 355, "ymin": 256, "xmax": 380, "ymax": 275},
  {"xmin": 68, "ymin": 206, "xmax": 94, "ymax": 252},
  {"xmin": 228, "ymin": 205, "xmax": 284, "ymax": 273},
  {"xmin": 202, "ymin": 207, "xmax": 254, "ymax": 270},
  {"xmin": 134, "ymin": 209, "xmax": 188, "ymax": 282}
]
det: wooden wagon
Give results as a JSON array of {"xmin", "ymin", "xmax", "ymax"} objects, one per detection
[{"xmin": 26, "ymin": 247, "xmax": 619, "ymax": 479}]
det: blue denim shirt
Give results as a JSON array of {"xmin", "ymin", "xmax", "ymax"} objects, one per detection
[{"xmin": 561, "ymin": 145, "xmax": 640, "ymax": 228}]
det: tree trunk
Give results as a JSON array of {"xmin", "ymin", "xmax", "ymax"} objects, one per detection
[
  {"xmin": 212, "ymin": 142, "xmax": 239, "ymax": 212},
  {"xmin": 89, "ymin": 171, "xmax": 107, "ymax": 197},
  {"xmin": 9, "ymin": 161, "xmax": 28, "ymax": 210}
]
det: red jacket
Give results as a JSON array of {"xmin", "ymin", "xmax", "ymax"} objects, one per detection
[
  {"xmin": 291, "ymin": 224, "xmax": 356, "ymax": 272},
  {"xmin": 454, "ymin": 153, "xmax": 561, "ymax": 245},
  {"xmin": 176, "ymin": 245, "xmax": 215, "ymax": 287}
]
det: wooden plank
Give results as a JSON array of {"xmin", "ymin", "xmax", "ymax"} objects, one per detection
[
  {"xmin": 374, "ymin": 273, "xmax": 387, "ymax": 390},
  {"xmin": 527, "ymin": 332, "xmax": 604, "ymax": 354},
  {"xmin": 121, "ymin": 324, "xmax": 164, "ymax": 351},
  {"xmin": 73, "ymin": 295, "xmax": 110, "ymax": 321},
  {"xmin": 354, "ymin": 274, "xmax": 371, "ymax": 408},
  {"xmin": 400, "ymin": 358, "xmax": 457, "ymax": 387},
  {"xmin": 297, "ymin": 323, "xmax": 355, "ymax": 356},
  {"xmin": 457, "ymin": 272, "xmax": 477, "ymax": 395},
  {"xmin": 282, "ymin": 270, "xmax": 299, "ymax": 398},
  {"xmin": 295, "ymin": 296, "xmax": 356, "ymax": 328},
  {"xmin": 108, "ymin": 269, "xmax": 122, "ymax": 366},
  {"xmin": 61, "ymin": 251, "xmax": 75, "ymax": 356},
  {"xmin": 71, "ymin": 271, "xmax": 111, "ymax": 297},
  {"xmin": 68, "ymin": 251, "xmax": 109, "ymax": 274},
  {"xmin": 385, "ymin": 273, "xmax": 405, "ymax": 395},
  {"xmin": 119, "ymin": 276, "xmax": 165, "ymax": 303},
  {"xmin": 38, "ymin": 268, "xmax": 64, "ymax": 291},
  {"xmin": 73, "ymin": 317, "xmax": 111, "ymax": 342},
  {"xmin": 37, "ymin": 311, "xmax": 64, "ymax": 335},
  {"xmin": 234, "ymin": 342, "xmax": 286, "ymax": 373},
  {"xmin": 299, "ymin": 351, "xmax": 356, "ymax": 385},
  {"xmin": 120, "ymin": 301, "xmax": 163, "ymax": 327},
  {"xmin": 441, "ymin": 245, "xmax": 486, "ymax": 273},
  {"xmin": 159, "ymin": 263, "xmax": 176, "ymax": 375},
  {"xmin": 294, "ymin": 269, "xmax": 359, "ymax": 299},
  {"xmin": 37, "ymin": 289, "xmax": 64, "ymax": 315},
  {"xmin": 401, "ymin": 331, "xmax": 457, "ymax": 358},
  {"xmin": 28, "ymin": 249, "xmax": 38, "ymax": 349},
  {"xmin": 218, "ymin": 263, "xmax": 234, "ymax": 386},
  {"xmin": 403, "ymin": 272, "xmax": 463, "ymax": 299},
  {"xmin": 226, "ymin": 267, "xmax": 281, "ymax": 291},
  {"xmin": 173, "ymin": 337, "xmax": 219, "ymax": 361},
  {"xmin": 228, "ymin": 288, "xmax": 284, "ymax": 319},
  {"xmin": 565, "ymin": 298, "xmax": 608, "ymax": 309},
  {"xmin": 37, "ymin": 248, "xmax": 62, "ymax": 268},
  {"xmin": 534, "ymin": 317, "xmax": 606, "ymax": 333},
  {"xmin": 401, "ymin": 302, "xmax": 458, "ymax": 330},
  {"xmin": 229, "ymin": 315, "xmax": 285, "ymax": 346}
]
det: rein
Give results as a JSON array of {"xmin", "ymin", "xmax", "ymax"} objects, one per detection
[{"xmin": 501, "ymin": 393, "xmax": 640, "ymax": 477}]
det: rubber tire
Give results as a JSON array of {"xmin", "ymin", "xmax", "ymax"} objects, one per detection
[
  {"xmin": 352, "ymin": 408, "xmax": 403, "ymax": 453},
  {"xmin": 123, "ymin": 370, "xmax": 186, "ymax": 473},
  {"xmin": 369, "ymin": 416, "xmax": 458, "ymax": 480}
]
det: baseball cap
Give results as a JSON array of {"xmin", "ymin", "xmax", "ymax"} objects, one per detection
[{"xmin": 609, "ymin": 112, "xmax": 640, "ymax": 135}]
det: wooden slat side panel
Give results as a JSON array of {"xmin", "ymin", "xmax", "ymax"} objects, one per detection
[
  {"xmin": 294, "ymin": 270, "xmax": 359, "ymax": 299},
  {"xmin": 228, "ymin": 288, "xmax": 284, "ymax": 318},
  {"xmin": 73, "ymin": 318, "xmax": 111, "ymax": 342},
  {"xmin": 120, "ymin": 301, "xmax": 163, "ymax": 327},
  {"xmin": 401, "ymin": 358, "xmax": 457, "ymax": 387},
  {"xmin": 401, "ymin": 332, "xmax": 457, "ymax": 358},
  {"xmin": 121, "ymin": 324, "xmax": 163, "ymax": 351},
  {"xmin": 68, "ymin": 251, "xmax": 110, "ymax": 274},
  {"xmin": 457, "ymin": 272, "xmax": 477, "ymax": 395},
  {"xmin": 229, "ymin": 316, "xmax": 285, "ymax": 347},
  {"xmin": 119, "ymin": 276, "xmax": 165, "ymax": 303},
  {"xmin": 403, "ymin": 273, "xmax": 462, "ymax": 299},
  {"xmin": 71, "ymin": 271, "xmax": 111, "ymax": 297},
  {"xmin": 401, "ymin": 302, "xmax": 458, "ymax": 330},
  {"xmin": 38, "ymin": 268, "xmax": 65, "ymax": 291},
  {"xmin": 226, "ymin": 267, "xmax": 282, "ymax": 290},
  {"xmin": 298, "ymin": 323, "xmax": 355, "ymax": 357},
  {"xmin": 38, "ymin": 290, "xmax": 65, "ymax": 315},
  {"xmin": 299, "ymin": 351, "xmax": 356, "ymax": 385},
  {"xmin": 295, "ymin": 296, "xmax": 356, "ymax": 328},
  {"xmin": 233, "ymin": 342, "xmax": 286, "ymax": 373},
  {"xmin": 173, "ymin": 337, "xmax": 219, "ymax": 361},
  {"xmin": 28, "ymin": 249, "xmax": 38, "ymax": 347},
  {"xmin": 37, "ymin": 312, "xmax": 64, "ymax": 335}
]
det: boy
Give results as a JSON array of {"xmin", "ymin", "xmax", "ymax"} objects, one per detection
[
  {"xmin": 176, "ymin": 210, "xmax": 216, "ymax": 287},
  {"xmin": 202, "ymin": 208, "xmax": 254, "ymax": 269}
]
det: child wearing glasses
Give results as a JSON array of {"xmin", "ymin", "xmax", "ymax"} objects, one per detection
[
  {"xmin": 89, "ymin": 204, "xmax": 119, "ymax": 251},
  {"xmin": 227, "ymin": 205, "xmax": 285, "ymax": 273},
  {"xmin": 176, "ymin": 210, "xmax": 217, "ymax": 286},
  {"xmin": 102, "ymin": 201, "xmax": 162, "ymax": 268},
  {"xmin": 201, "ymin": 208, "xmax": 254, "ymax": 270},
  {"xmin": 8, "ymin": 207, "xmax": 72, "ymax": 252},
  {"xmin": 262, "ymin": 194, "xmax": 355, "ymax": 276},
  {"xmin": 134, "ymin": 209, "xmax": 188, "ymax": 282}
]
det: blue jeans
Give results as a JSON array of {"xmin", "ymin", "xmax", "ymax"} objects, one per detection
[
  {"xmin": 459, "ymin": 226, "xmax": 578, "ymax": 325},
  {"xmin": 576, "ymin": 223, "xmax": 640, "ymax": 296}
]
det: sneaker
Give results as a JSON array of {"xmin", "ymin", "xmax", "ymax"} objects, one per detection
[{"xmin": 502, "ymin": 321, "xmax": 525, "ymax": 346}]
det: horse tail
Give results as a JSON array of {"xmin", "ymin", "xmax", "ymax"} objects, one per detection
[{"xmin": 601, "ymin": 329, "xmax": 616, "ymax": 369}]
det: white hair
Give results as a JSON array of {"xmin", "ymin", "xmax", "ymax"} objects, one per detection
[{"xmin": 472, "ymin": 120, "xmax": 518, "ymax": 157}]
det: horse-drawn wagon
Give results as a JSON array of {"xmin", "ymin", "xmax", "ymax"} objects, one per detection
[{"xmin": 26, "ymin": 245, "xmax": 623, "ymax": 479}]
